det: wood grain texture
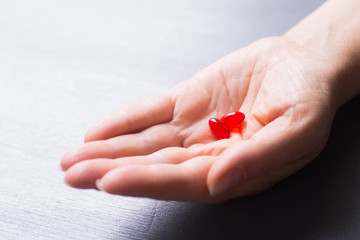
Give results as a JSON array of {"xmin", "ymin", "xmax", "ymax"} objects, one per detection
[{"xmin": 3, "ymin": 0, "xmax": 360, "ymax": 239}]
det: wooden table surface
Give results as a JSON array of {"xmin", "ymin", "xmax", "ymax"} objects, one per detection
[{"xmin": 1, "ymin": 0, "xmax": 360, "ymax": 239}]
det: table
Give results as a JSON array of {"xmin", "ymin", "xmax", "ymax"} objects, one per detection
[{"xmin": 1, "ymin": 0, "xmax": 360, "ymax": 239}]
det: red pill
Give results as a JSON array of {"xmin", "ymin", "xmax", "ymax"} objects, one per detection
[
  {"xmin": 221, "ymin": 111, "xmax": 245, "ymax": 130},
  {"xmin": 209, "ymin": 118, "xmax": 230, "ymax": 139}
]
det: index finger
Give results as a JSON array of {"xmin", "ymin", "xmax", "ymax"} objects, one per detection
[
  {"xmin": 97, "ymin": 156, "xmax": 216, "ymax": 202},
  {"xmin": 85, "ymin": 93, "xmax": 174, "ymax": 142}
]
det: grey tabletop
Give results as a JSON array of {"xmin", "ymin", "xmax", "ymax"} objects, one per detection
[{"xmin": 1, "ymin": 0, "xmax": 360, "ymax": 239}]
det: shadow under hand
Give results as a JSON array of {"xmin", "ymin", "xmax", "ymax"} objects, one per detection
[{"xmin": 145, "ymin": 94, "xmax": 360, "ymax": 240}]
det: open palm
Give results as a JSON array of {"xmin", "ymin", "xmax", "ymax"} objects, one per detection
[{"xmin": 61, "ymin": 37, "xmax": 337, "ymax": 203}]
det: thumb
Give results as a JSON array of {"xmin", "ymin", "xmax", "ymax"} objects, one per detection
[{"xmin": 207, "ymin": 120, "xmax": 314, "ymax": 197}]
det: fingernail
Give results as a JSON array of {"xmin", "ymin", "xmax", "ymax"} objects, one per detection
[
  {"xmin": 210, "ymin": 169, "xmax": 242, "ymax": 197},
  {"xmin": 95, "ymin": 179, "xmax": 103, "ymax": 191}
]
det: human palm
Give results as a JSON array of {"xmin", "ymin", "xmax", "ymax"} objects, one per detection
[{"xmin": 61, "ymin": 37, "xmax": 337, "ymax": 203}]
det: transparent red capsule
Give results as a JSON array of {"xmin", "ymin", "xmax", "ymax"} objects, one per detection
[
  {"xmin": 221, "ymin": 111, "xmax": 245, "ymax": 130},
  {"xmin": 209, "ymin": 118, "xmax": 230, "ymax": 139}
]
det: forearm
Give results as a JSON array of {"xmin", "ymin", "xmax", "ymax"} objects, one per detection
[{"xmin": 284, "ymin": 0, "xmax": 360, "ymax": 107}]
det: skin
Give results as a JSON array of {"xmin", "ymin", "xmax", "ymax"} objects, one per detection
[{"xmin": 61, "ymin": 0, "xmax": 360, "ymax": 203}]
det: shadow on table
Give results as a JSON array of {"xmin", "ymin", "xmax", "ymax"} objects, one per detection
[{"xmin": 113, "ymin": 95, "xmax": 360, "ymax": 240}]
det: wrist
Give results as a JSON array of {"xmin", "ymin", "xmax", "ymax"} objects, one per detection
[{"xmin": 284, "ymin": 0, "xmax": 360, "ymax": 108}]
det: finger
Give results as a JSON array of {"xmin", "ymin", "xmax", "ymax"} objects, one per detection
[
  {"xmin": 96, "ymin": 156, "xmax": 215, "ymax": 202},
  {"xmin": 207, "ymin": 117, "xmax": 318, "ymax": 197},
  {"xmin": 61, "ymin": 141, "xmax": 115, "ymax": 171},
  {"xmin": 85, "ymin": 93, "xmax": 174, "ymax": 142},
  {"xmin": 65, "ymin": 159, "xmax": 118, "ymax": 189},
  {"xmin": 61, "ymin": 123, "xmax": 182, "ymax": 170},
  {"xmin": 65, "ymin": 147, "xmax": 195, "ymax": 189}
]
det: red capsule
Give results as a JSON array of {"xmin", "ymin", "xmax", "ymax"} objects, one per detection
[
  {"xmin": 209, "ymin": 118, "xmax": 230, "ymax": 139},
  {"xmin": 221, "ymin": 111, "xmax": 245, "ymax": 130}
]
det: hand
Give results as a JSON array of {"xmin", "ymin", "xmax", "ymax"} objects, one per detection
[{"xmin": 61, "ymin": 37, "xmax": 338, "ymax": 203}]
